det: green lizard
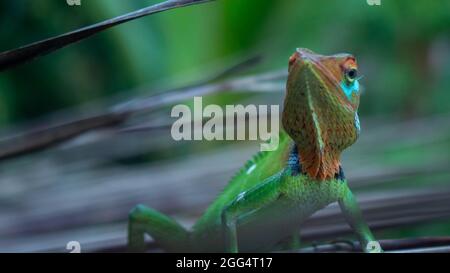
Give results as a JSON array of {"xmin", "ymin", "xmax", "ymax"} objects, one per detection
[{"xmin": 128, "ymin": 48, "xmax": 381, "ymax": 253}]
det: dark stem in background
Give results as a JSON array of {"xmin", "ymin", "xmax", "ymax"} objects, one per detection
[
  {"xmin": 294, "ymin": 237, "xmax": 450, "ymax": 253},
  {"xmin": 0, "ymin": 0, "xmax": 216, "ymax": 72},
  {"xmin": 0, "ymin": 56, "xmax": 271, "ymax": 161}
]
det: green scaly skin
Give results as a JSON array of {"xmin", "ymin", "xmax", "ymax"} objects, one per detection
[{"xmin": 128, "ymin": 48, "xmax": 381, "ymax": 253}]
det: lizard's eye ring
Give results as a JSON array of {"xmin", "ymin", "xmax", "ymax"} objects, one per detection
[{"xmin": 345, "ymin": 68, "xmax": 358, "ymax": 83}]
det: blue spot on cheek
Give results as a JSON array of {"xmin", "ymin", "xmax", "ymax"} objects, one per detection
[{"xmin": 340, "ymin": 80, "xmax": 359, "ymax": 100}]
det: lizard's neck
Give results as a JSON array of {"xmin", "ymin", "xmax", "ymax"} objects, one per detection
[
  {"xmin": 295, "ymin": 141, "xmax": 341, "ymax": 181},
  {"xmin": 286, "ymin": 138, "xmax": 341, "ymax": 181},
  {"xmin": 282, "ymin": 85, "xmax": 358, "ymax": 181},
  {"xmin": 282, "ymin": 103, "xmax": 347, "ymax": 181}
]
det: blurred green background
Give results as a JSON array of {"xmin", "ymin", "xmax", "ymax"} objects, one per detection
[
  {"xmin": 0, "ymin": 0, "xmax": 449, "ymax": 252},
  {"xmin": 0, "ymin": 0, "xmax": 449, "ymax": 125}
]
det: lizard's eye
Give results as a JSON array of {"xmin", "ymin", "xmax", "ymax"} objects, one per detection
[{"xmin": 345, "ymin": 68, "xmax": 358, "ymax": 83}]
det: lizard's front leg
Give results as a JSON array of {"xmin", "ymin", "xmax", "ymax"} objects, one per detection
[
  {"xmin": 338, "ymin": 186, "xmax": 383, "ymax": 253},
  {"xmin": 221, "ymin": 172, "xmax": 285, "ymax": 253}
]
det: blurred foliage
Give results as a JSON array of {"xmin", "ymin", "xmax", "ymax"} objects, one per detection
[{"xmin": 0, "ymin": 0, "xmax": 449, "ymax": 125}]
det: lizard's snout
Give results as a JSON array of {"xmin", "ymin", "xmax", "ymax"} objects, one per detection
[{"xmin": 289, "ymin": 48, "xmax": 319, "ymax": 67}]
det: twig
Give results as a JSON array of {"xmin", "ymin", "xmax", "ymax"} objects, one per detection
[
  {"xmin": 390, "ymin": 245, "xmax": 450, "ymax": 253},
  {"xmin": 0, "ymin": 57, "xmax": 275, "ymax": 162},
  {"xmin": 292, "ymin": 237, "xmax": 450, "ymax": 253},
  {"xmin": 0, "ymin": 112, "xmax": 129, "ymax": 161},
  {"xmin": 112, "ymin": 68, "xmax": 286, "ymax": 114},
  {"xmin": 0, "ymin": 0, "xmax": 216, "ymax": 71}
]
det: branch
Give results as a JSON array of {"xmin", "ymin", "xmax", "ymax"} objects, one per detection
[
  {"xmin": 292, "ymin": 237, "xmax": 450, "ymax": 253},
  {"xmin": 0, "ymin": 58, "xmax": 280, "ymax": 162},
  {"xmin": 112, "ymin": 68, "xmax": 286, "ymax": 114},
  {"xmin": 0, "ymin": 0, "xmax": 216, "ymax": 71},
  {"xmin": 0, "ymin": 112, "xmax": 128, "ymax": 161}
]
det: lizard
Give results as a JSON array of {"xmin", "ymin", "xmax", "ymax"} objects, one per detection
[{"xmin": 127, "ymin": 48, "xmax": 381, "ymax": 253}]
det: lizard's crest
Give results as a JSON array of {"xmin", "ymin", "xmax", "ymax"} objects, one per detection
[{"xmin": 282, "ymin": 48, "xmax": 361, "ymax": 181}]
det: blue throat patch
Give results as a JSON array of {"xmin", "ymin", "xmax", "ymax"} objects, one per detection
[
  {"xmin": 288, "ymin": 143, "xmax": 301, "ymax": 176},
  {"xmin": 334, "ymin": 165, "xmax": 346, "ymax": 181},
  {"xmin": 288, "ymin": 143, "xmax": 345, "ymax": 181}
]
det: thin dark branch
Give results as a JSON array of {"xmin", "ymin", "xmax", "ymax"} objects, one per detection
[
  {"xmin": 0, "ymin": 0, "xmax": 216, "ymax": 71},
  {"xmin": 0, "ymin": 58, "xmax": 275, "ymax": 162},
  {"xmin": 0, "ymin": 112, "xmax": 128, "ymax": 161},
  {"xmin": 207, "ymin": 55, "xmax": 263, "ymax": 82},
  {"xmin": 292, "ymin": 237, "xmax": 450, "ymax": 253},
  {"xmin": 112, "ymin": 68, "xmax": 285, "ymax": 114}
]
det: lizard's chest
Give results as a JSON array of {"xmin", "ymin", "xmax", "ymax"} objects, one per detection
[
  {"xmin": 282, "ymin": 175, "xmax": 348, "ymax": 212},
  {"xmin": 255, "ymin": 176, "xmax": 348, "ymax": 229},
  {"xmin": 234, "ymin": 176, "xmax": 348, "ymax": 251}
]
